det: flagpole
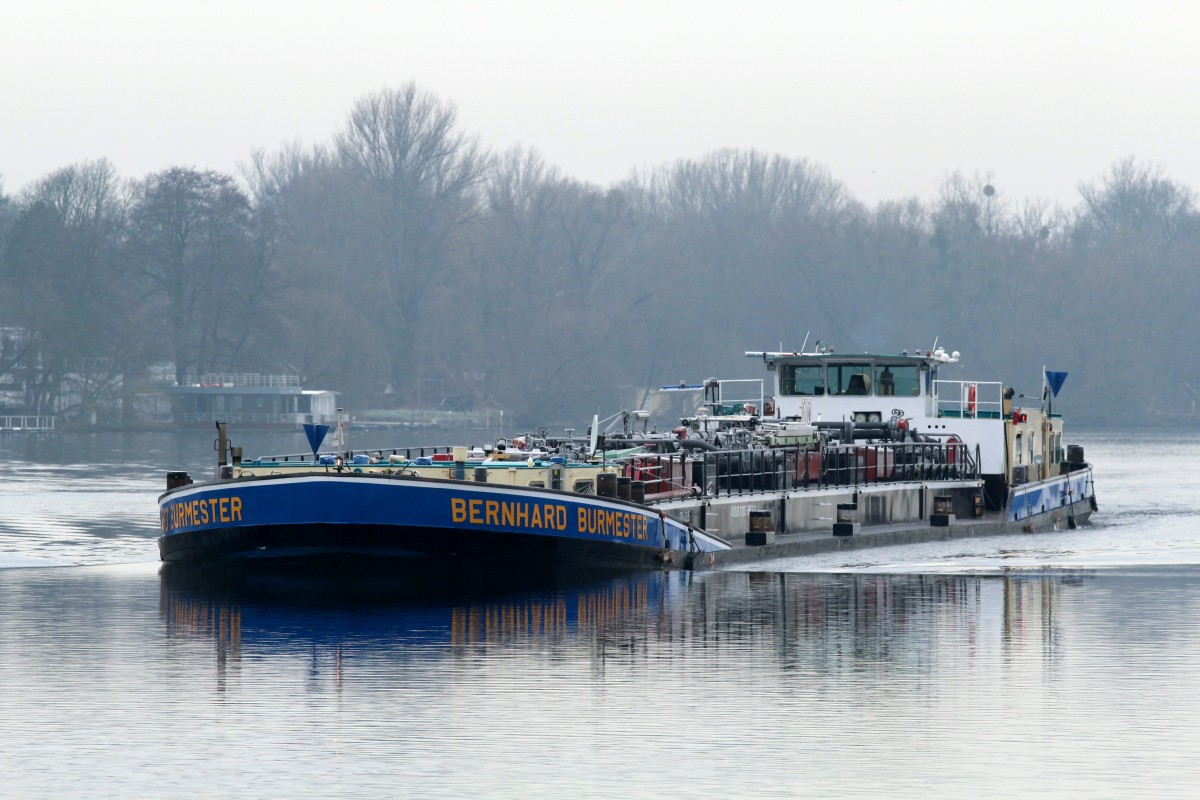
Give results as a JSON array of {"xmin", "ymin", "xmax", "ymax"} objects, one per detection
[
  {"xmin": 1042, "ymin": 365, "xmax": 1048, "ymax": 416},
  {"xmin": 1038, "ymin": 365, "xmax": 1046, "ymax": 480},
  {"xmin": 1046, "ymin": 365, "xmax": 1051, "ymax": 418}
]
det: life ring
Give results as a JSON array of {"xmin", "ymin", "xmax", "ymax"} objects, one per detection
[{"xmin": 967, "ymin": 384, "xmax": 977, "ymax": 415}]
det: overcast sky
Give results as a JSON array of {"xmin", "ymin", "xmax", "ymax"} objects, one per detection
[{"xmin": 3, "ymin": 0, "xmax": 1198, "ymax": 207}]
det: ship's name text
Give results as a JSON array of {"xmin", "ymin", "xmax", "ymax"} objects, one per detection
[
  {"xmin": 162, "ymin": 496, "xmax": 243, "ymax": 532},
  {"xmin": 450, "ymin": 498, "xmax": 649, "ymax": 540}
]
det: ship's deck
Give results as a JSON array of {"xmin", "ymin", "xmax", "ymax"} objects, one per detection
[{"xmin": 705, "ymin": 497, "xmax": 1094, "ymax": 569}]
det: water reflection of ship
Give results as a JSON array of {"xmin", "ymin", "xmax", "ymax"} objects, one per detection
[
  {"xmin": 1000, "ymin": 572, "xmax": 1080, "ymax": 661},
  {"xmin": 160, "ymin": 568, "xmax": 1095, "ymax": 678},
  {"xmin": 159, "ymin": 568, "xmax": 676, "ymax": 659}
]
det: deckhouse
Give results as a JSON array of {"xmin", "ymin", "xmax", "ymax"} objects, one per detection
[{"xmin": 746, "ymin": 346, "xmax": 1068, "ymax": 502}]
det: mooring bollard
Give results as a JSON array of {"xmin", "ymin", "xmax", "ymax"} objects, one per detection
[
  {"xmin": 630, "ymin": 480, "xmax": 646, "ymax": 504},
  {"xmin": 596, "ymin": 472, "xmax": 617, "ymax": 498},
  {"xmin": 166, "ymin": 471, "xmax": 192, "ymax": 491},
  {"xmin": 833, "ymin": 502, "xmax": 859, "ymax": 537},
  {"xmin": 931, "ymin": 494, "xmax": 955, "ymax": 527},
  {"xmin": 454, "ymin": 446, "xmax": 468, "ymax": 480},
  {"xmin": 474, "ymin": 467, "xmax": 488, "ymax": 483},
  {"xmin": 746, "ymin": 509, "xmax": 774, "ymax": 546},
  {"xmin": 616, "ymin": 476, "xmax": 632, "ymax": 500}
]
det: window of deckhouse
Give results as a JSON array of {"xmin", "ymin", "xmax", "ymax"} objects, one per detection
[
  {"xmin": 828, "ymin": 363, "xmax": 874, "ymax": 396},
  {"xmin": 779, "ymin": 364, "xmax": 825, "ymax": 396},
  {"xmin": 875, "ymin": 364, "xmax": 920, "ymax": 396}
]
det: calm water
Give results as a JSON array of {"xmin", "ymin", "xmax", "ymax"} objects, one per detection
[{"xmin": 2, "ymin": 429, "xmax": 1199, "ymax": 797}]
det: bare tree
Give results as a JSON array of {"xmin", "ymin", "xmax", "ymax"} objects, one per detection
[
  {"xmin": 2, "ymin": 160, "xmax": 132, "ymax": 418},
  {"xmin": 335, "ymin": 84, "xmax": 491, "ymax": 395},
  {"xmin": 130, "ymin": 167, "xmax": 260, "ymax": 383},
  {"xmin": 464, "ymin": 146, "xmax": 642, "ymax": 419},
  {"xmin": 1076, "ymin": 157, "xmax": 1194, "ymax": 248}
]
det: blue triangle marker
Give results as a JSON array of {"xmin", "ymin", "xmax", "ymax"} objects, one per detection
[
  {"xmin": 1045, "ymin": 371, "xmax": 1068, "ymax": 398},
  {"xmin": 303, "ymin": 423, "xmax": 330, "ymax": 459}
]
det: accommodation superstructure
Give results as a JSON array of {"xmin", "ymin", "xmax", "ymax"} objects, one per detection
[{"xmin": 746, "ymin": 345, "xmax": 1070, "ymax": 508}]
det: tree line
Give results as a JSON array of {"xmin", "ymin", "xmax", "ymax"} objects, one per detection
[{"xmin": 2, "ymin": 82, "xmax": 1197, "ymax": 427}]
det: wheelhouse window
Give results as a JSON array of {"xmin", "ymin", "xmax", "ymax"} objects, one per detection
[
  {"xmin": 827, "ymin": 363, "xmax": 873, "ymax": 396},
  {"xmin": 779, "ymin": 364, "xmax": 825, "ymax": 396},
  {"xmin": 875, "ymin": 364, "xmax": 921, "ymax": 396}
]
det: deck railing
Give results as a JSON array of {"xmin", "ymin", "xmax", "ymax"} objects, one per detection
[
  {"xmin": 933, "ymin": 380, "xmax": 1004, "ymax": 419},
  {"xmin": 610, "ymin": 441, "xmax": 980, "ymax": 500},
  {"xmin": 183, "ymin": 373, "xmax": 300, "ymax": 388},
  {"xmin": 813, "ymin": 441, "xmax": 979, "ymax": 489},
  {"xmin": 245, "ymin": 440, "xmax": 980, "ymax": 498},
  {"xmin": 0, "ymin": 415, "xmax": 55, "ymax": 432},
  {"xmin": 254, "ymin": 444, "xmax": 462, "ymax": 462}
]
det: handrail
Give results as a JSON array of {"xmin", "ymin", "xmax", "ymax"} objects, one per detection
[
  {"xmin": 248, "ymin": 440, "xmax": 980, "ymax": 497},
  {"xmin": 0, "ymin": 415, "xmax": 55, "ymax": 431},
  {"xmin": 933, "ymin": 380, "xmax": 1004, "ymax": 419},
  {"xmin": 253, "ymin": 444, "xmax": 461, "ymax": 462},
  {"xmin": 815, "ymin": 441, "xmax": 978, "ymax": 489},
  {"xmin": 182, "ymin": 373, "xmax": 301, "ymax": 388},
  {"xmin": 609, "ymin": 441, "xmax": 979, "ymax": 501}
]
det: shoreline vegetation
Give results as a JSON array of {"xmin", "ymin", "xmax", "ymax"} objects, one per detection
[{"xmin": 3, "ymin": 83, "xmax": 1198, "ymax": 431}]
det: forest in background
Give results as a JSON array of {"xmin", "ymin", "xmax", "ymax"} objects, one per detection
[{"xmin": 2, "ymin": 82, "xmax": 1197, "ymax": 428}]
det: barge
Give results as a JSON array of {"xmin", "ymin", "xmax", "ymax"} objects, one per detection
[{"xmin": 157, "ymin": 344, "xmax": 1096, "ymax": 571}]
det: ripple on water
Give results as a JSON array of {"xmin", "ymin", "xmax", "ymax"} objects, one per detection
[
  {"xmin": 2, "ymin": 566, "xmax": 1200, "ymax": 797},
  {"xmin": 2, "ymin": 431, "xmax": 1200, "ymax": 795}
]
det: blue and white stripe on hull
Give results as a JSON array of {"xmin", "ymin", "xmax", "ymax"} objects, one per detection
[
  {"xmin": 158, "ymin": 473, "xmax": 730, "ymax": 565},
  {"xmin": 1007, "ymin": 468, "xmax": 1095, "ymax": 523}
]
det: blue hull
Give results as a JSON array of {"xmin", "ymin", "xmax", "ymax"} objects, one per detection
[
  {"xmin": 158, "ymin": 473, "xmax": 729, "ymax": 568},
  {"xmin": 1007, "ymin": 468, "xmax": 1095, "ymax": 523}
]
